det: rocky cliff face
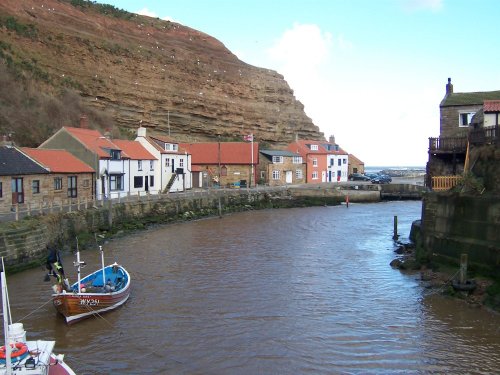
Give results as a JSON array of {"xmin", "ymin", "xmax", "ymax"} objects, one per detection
[{"xmin": 0, "ymin": 0, "xmax": 324, "ymax": 144}]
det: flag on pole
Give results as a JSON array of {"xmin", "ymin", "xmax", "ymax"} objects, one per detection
[{"xmin": 243, "ymin": 134, "xmax": 253, "ymax": 142}]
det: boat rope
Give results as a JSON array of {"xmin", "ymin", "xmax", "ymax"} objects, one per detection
[
  {"xmin": 435, "ymin": 268, "xmax": 461, "ymax": 294},
  {"xmin": 15, "ymin": 296, "xmax": 53, "ymax": 323}
]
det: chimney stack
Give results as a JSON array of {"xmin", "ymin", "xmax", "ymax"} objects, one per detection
[
  {"xmin": 446, "ymin": 78, "xmax": 453, "ymax": 95},
  {"xmin": 104, "ymin": 128, "xmax": 112, "ymax": 139},
  {"xmin": 80, "ymin": 114, "xmax": 89, "ymax": 129},
  {"xmin": 329, "ymin": 135, "xmax": 336, "ymax": 144}
]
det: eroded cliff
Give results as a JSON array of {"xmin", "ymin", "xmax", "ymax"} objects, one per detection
[{"xmin": 0, "ymin": 0, "xmax": 324, "ymax": 144}]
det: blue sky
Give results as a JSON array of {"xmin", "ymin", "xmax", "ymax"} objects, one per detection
[{"xmin": 100, "ymin": 0, "xmax": 500, "ymax": 166}]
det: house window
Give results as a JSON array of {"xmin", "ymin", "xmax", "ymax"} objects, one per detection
[
  {"xmin": 150, "ymin": 161, "xmax": 154, "ymax": 171},
  {"xmin": 109, "ymin": 174, "xmax": 124, "ymax": 191},
  {"xmin": 459, "ymin": 112, "xmax": 475, "ymax": 127},
  {"xmin": 221, "ymin": 166, "xmax": 227, "ymax": 176},
  {"xmin": 54, "ymin": 177, "xmax": 62, "ymax": 190},
  {"xmin": 134, "ymin": 176, "xmax": 143, "ymax": 188},
  {"xmin": 165, "ymin": 158, "xmax": 170, "ymax": 167},
  {"xmin": 293, "ymin": 156, "xmax": 302, "ymax": 164},
  {"xmin": 138, "ymin": 161, "xmax": 143, "ymax": 171},
  {"xmin": 272, "ymin": 156, "xmax": 283, "ymax": 163},
  {"xmin": 164, "ymin": 143, "xmax": 178, "ymax": 152},
  {"xmin": 83, "ymin": 179, "xmax": 90, "ymax": 188},
  {"xmin": 32, "ymin": 180, "xmax": 40, "ymax": 194},
  {"xmin": 110, "ymin": 150, "xmax": 121, "ymax": 160},
  {"xmin": 272, "ymin": 170, "xmax": 280, "ymax": 180},
  {"xmin": 312, "ymin": 171, "xmax": 318, "ymax": 179},
  {"xmin": 67, "ymin": 176, "xmax": 77, "ymax": 198},
  {"xmin": 310, "ymin": 144, "xmax": 318, "ymax": 151},
  {"xmin": 343, "ymin": 158, "xmax": 347, "ymax": 164},
  {"xmin": 296, "ymin": 169, "xmax": 303, "ymax": 179},
  {"xmin": 312, "ymin": 158, "xmax": 318, "ymax": 167},
  {"xmin": 260, "ymin": 171, "xmax": 265, "ymax": 178},
  {"xmin": 150, "ymin": 176, "xmax": 154, "ymax": 187},
  {"xmin": 338, "ymin": 159, "xmax": 341, "ymax": 166},
  {"xmin": 180, "ymin": 159, "xmax": 184, "ymax": 168}
]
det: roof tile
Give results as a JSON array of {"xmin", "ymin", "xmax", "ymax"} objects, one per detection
[{"xmin": 22, "ymin": 148, "xmax": 94, "ymax": 173}]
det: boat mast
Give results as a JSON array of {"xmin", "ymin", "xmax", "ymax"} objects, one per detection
[
  {"xmin": 100, "ymin": 245, "xmax": 105, "ymax": 288},
  {"xmin": 1, "ymin": 259, "xmax": 13, "ymax": 373}
]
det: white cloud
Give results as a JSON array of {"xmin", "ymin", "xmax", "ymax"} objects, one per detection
[
  {"xmin": 136, "ymin": 7, "xmax": 157, "ymax": 18},
  {"xmin": 136, "ymin": 7, "xmax": 177, "ymax": 22},
  {"xmin": 264, "ymin": 22, "xmax": 433, "ymax": 166}
]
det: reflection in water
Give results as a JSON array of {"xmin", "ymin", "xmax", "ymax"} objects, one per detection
[{"xmin": 4, "ymin": 201, "xmax": 500, "ymax": 374}]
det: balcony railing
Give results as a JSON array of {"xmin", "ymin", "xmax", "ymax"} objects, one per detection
[
  {"xmin": 428, "ymin": 136, "xmax": 467, "ymax": 153},
  {"xmin": 431, "ymin": 175, "xmax": 462, "ymax": 191},
  {"xmin": 469, "ymin": 124, "xmax": 500, "ymax": 146}
]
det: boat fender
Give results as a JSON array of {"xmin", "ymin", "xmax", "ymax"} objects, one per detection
[{"xmin": 0, "ymin": 342, "xmax": 29, "ymax": 361}]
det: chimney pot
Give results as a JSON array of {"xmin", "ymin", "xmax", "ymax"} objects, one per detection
[{"xmin": 446, "ymin": 78, "xmax": 453, "ymax": 95}]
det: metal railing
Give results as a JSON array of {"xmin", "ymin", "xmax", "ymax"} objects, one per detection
[{"xmin": 431, "ymin": 175, "xmax": 462, "ymax": 191}]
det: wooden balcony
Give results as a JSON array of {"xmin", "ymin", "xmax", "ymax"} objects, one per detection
[
  {"xmin": 469, "ymin": 124, "xmax": 500, "ymax": 146},
  {"xmin": 431, "ymin": 175, "xmax": 462, "ymax": 191},
  {"xmin": 428, "ymin": 136, "xmax": 467, "ymax": 153}
]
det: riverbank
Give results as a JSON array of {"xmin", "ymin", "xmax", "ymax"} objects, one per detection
[{"xmin": 390, "ymin": 239, "xmax": 500, "ymax": 313}]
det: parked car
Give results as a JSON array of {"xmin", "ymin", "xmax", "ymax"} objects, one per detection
[
  {"xmin": 371, "ymin": 175, "xmax": 392, "ymax": 184},
  {"xmin": 349, "ymin": 173, "xmax": 371, "ymax": 181},
  {"xmin": 364, "ymin": 173, "xmax": 379, "ymax": 180}
]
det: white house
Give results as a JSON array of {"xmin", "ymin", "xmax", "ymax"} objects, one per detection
[
  {"xmin": 112, "ymin": 139, "xmax": 157, "ymax": 196},
  {"xmin": 135, "ymin": 127, "xmax": 192, "ymax": 192}
]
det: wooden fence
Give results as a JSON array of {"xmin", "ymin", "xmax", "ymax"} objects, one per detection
[{"xmin": 431, "ymin": 176, "xmax": 462, "ymax": 191}]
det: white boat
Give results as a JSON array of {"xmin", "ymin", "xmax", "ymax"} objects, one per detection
[{"xmin": 1, "ymin": 260, "xmax": 76, "ymax": 375}]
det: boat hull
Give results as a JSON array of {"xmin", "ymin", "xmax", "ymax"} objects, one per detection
[{"xmin": 52, "ymin": 264, "xmax": 131, "ymax": 324}]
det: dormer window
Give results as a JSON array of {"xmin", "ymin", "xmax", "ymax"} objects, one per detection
[
  {"xmin": 272, "ymin": 156, "xmax": 283, "ymax": 163},
  {"xmin": 110, "ymin": 150, "xmax": 121, "ymax": 160},
  {"xmin": 164, "ymin": 143, "xmax": 178, "ymax": 152},
  {"xmin": 310, "ymin": 144, "xmax": 318, "ymax": 151}
]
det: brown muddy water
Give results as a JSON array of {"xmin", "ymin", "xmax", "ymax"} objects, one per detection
[{"xmin": 4, "ymin": 201, "xmax": 500, "ymax": 374}]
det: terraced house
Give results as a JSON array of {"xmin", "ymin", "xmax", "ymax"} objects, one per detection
[{"xmin": 258, "ymin": 150, "xmax": 305, "ymax": 186}]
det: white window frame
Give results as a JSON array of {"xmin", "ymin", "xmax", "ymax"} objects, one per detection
[
  {"xmin": 272, "ymin": 156, "xmax": 283, "ymax": 164},
  {"xmin": 295, "ymin": 169, "xmax": 303, "ymax": 179},
  {"xmin": 312, "ymin": 158, "xmax": 318, "ymax": 167},
  {"xmin": 459, "ymin": 111, "xmax": 475, "ymax": 127},
  {"xmin": 312, "ymin": 171, "xmax": 318, "ymax": 179},
  {"xmin": 310, "ymin": 144, "xmax": 318, "ymax": 151},
  {"xmin": 272, "ymin": 170, "xmax": 281, "ymax": 180},
  {"xmin": 292, "ymin": 156, "xmax": 302, "ymax": 164}
]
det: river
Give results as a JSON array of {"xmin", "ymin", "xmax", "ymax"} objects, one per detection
[{"xmin": 5, "ymin": 201, "xmax": 500, "ymax": 374}]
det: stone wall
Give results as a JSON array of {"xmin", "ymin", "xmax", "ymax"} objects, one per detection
[{"xmin": 421, "ymin": 192, "xmax": 500, "ymax": 275}]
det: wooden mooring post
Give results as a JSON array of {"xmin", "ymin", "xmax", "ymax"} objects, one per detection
[
  {"xmin": 460, "ymin": 253, "xmax": 468, "ymax": 284},
  {"xmin": 393, "ymin": 215, "xmax": 398, "ymax": 240}
]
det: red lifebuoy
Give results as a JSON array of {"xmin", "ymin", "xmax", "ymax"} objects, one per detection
[{"xmin": 0, "ymin": 342, "xmax": 28, "ymax": 360}]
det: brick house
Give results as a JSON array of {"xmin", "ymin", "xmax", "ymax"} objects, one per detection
[
  {"xmin": 258, "ymin": 150, "xmax": 305, "ymax": 186},
  {"xmin": 181, "ymin": 142, "xmax": 258, "ymax": 188},
  {"xmin": 348, "ymin": 153, "xmax": 365, "ymax": 175},
  {"xmin": 287, "ymin": 138, "xmax": 349, "ymax": 183},
  {"xmin": 427, "ymin": 79, "xmax": 500, "ymax": 186},
  {"xmin": 21, "ymin": 147, "xmax": 95, "ymax": 202},
  {"xmin": 0, "ymin": 145, "xmax": 49, "ymax": 212}
]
